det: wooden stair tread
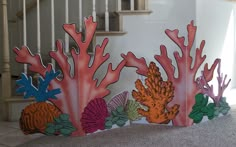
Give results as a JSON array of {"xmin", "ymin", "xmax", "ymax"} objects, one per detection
[
  {"xmin": 4, "ymin": 97, "xmax": 35, "ymax": 103},
  {"xmin": 96, "ymin": 31, "xmax": 127, "ymax": 36},
  {"xmin": 116, "ymin": 10, "xmax": 152, "ymax": 15}
]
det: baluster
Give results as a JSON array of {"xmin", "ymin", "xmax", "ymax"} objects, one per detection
[
  {"xmin": 130, "ymin": 0, "xmax": 134, "ymax": 11},
  {"xmin": 105, "ymin": 0, "xmax": 109, "ymax": 31},
  {"xmin": 23, "ymin": 0, "xmax": 27, "ymax": 73},
  {"xmin": 51, "ymin": 0, "xmax": 55, "ymax": 67},
  {"xmin": 117, "ymin": 0, "xmax": 121, "ymax": 11},
  {"xmin": 65, "ymin": 0, "xmax": 69, "ymax": 53},
  {"xmin": 92, "ymin": 0, "xmax": 96, "ymax": 22},
  {"xmin": 37, "ymin": 0, "xmax": 41, "ymax": 54},
  {"xmin": 79, "ymin": 0, "xmax": 82, "ymax": 32},
  {"xmin": 145, "ymin": 0, "xmax": 149, "ymax": 10}
]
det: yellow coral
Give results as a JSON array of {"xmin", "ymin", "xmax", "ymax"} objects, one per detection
[{"xmin": 132, "ymin": 62, "xmax": 179, "ymax": 124}]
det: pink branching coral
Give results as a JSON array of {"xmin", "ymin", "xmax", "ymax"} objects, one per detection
[
  {"xmin": 13, "ymin": 16, "xmax": 127, "ymax": 136},
  {"xmin": 196, "ymin": 60, "xmax": 231, "ymax": 106},
  {"xmin": 122, "ymin": 21, "xmax": 220, "ymax": 126}
]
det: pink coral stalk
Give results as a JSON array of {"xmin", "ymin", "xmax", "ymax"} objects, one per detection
[
  {"xmin": 197, "ymin": 60, "xmax": 231, "ymax": 106},
  {"xmin": 122, "ymin": 21, "xmax": 220, "ymax": 126},
  {"xmin": 154, "ymin": 21, "xmax": 219, "ymax": 126},
  {"xmin": 14, "ymin": 16, "xmax": 126, "ymax": 136}
]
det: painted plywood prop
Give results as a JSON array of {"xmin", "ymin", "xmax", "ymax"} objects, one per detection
[{"xmin": 14, "ymin": 16, "xmax": 231, "ymax": 137}]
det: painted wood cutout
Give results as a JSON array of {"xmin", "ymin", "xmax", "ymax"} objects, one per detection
[
  {"xmin": 14, "ymin": 16, "xmax": 231, "ymax": 137},
  {"xmin": 122, "ymin": 20, "xmax": 231, "ymax": 126},
  {"xmin": 14, "ymin": 16, "xmax": 133, "ymax": 136}
]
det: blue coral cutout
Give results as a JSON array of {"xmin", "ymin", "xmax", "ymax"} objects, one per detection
[{"xmin": 16, "ymin": 70, "xmax": 61, "ymax": 102}]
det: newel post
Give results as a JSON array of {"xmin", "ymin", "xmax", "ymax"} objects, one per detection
[{"xmin": 1, "ymin": 0, "xmax": 11, "ymax": 120}]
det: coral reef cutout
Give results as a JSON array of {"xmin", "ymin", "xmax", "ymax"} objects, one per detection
[
  {"xmin": 132, "ymin": 62, "xmax": 180, "ymax": 124},
  {"xmin": 81, "ymin": 98, "xmax": 109, "ymax": 133},
  {"xmin": 16, "ymin": 70, "xmax": 62, "ymax": 134},
  {"xmin": 107, "ymin": 91, "xmax": 129, "ymax": 113},
  {"xmin": 122, "ymin": 20, "xmax": 221, "ymax": 126}
]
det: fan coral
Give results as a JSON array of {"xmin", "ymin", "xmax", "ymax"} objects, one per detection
[
  {"xmin": 80, "ymin": 98, "xmax": 109, "ymax": 134},
  {"xmin": 132, "ymin": 62, "xmax": 179, "ymax": 124},
  {"xmin": 107, "ymin": 91, "xmax": 129, "ymax": 113},
  {"xmin": 125, "ymin": 100, "xmax": 142, "ymax": 121},
  {"xmin": 122, "ymin": 21, "xmax": 219, "ymax": 126},
  {"xmin": 13, "ymin": 16, "xmax": 132, "ymax": 136}
]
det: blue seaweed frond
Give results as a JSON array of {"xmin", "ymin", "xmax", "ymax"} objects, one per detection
[{"xmin": 16, "ymin": 70, "xmax": 61, "ymax": 102}]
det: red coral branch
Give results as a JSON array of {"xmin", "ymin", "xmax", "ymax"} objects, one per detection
[
  {"xmin": 197, "ymin": 60, "xmax": 231, "ymax": 106},
  {"xmin": 13, "ymin": 46, "xmax": 52, "ymax": 76},
  {"xmin": 121, "ymin": 52, "xmax": 148, "ymax": 75},
  {"xmin": 154, "ymin": 45, "xmax": 175, "ymax": 80},
  {"xmin": 14, "ymin": 16, "xmax": 127, "ymax": 136},
  {"xmin": 154, "ymin": 21, "xmax": 220, "ymax": 126},
  {"xmin": 50, "ymin": 40, "xmax": 71, "ymax": 79}
]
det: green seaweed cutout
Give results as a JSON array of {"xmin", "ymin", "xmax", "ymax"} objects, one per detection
[
  {"xmin": 45, "ymin": 113, "xmax": 76, "ymax": 136},
  {"xmin": 214, "ymin": 97, "xmax": 230, "ymax": 117},
  {"xmin": 105, "ymin": 106, "xmax": 128, "ymax": 129},
  {"xmin": 16, "ymin": 70, "xmax": 61, "ymax": 102},
  {"xmin": 189, "ymin": 93, "xmax": 215, "ymax": 123}
]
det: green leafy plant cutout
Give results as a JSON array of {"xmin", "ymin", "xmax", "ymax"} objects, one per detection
[
  {"xmin": 45, "ymin": 113, "xmax": 76, "ymax": 136},
  {"xmin": 105, "ymin": 106, "xmax": 128, "ymax": 129},
  {"xmin": 189, "ymin": 93, "xmax": 215, "ymax": 123},
  {"xmin": 214, "ymin": 97, "xmax": 230, "ymax": 117}
]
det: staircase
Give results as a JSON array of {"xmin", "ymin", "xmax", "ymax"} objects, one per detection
[{"xmin": 1, "ymin": 0, "xmax": 152, "ymax": 121}]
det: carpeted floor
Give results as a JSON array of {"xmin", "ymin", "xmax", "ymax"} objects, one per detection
[{"xmin": 17, "ymin": 106, "xmax": 236, "ymax": 147}]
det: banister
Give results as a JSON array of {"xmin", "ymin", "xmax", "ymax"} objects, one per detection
[{"xmin": 16, "ymin": 0, "xmax": 45, "ymax": 19}]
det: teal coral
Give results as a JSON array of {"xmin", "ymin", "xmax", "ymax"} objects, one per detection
[
  {"xmin": 16, "ymin": 70, "xmax": 61, "ymax": 102},
  {"xmin": 189, "ymin": 93, "xmax": 215, "ymax": 123},
  {"xmin": 45, "ymin": 113, "xmax": 76, "ymax": 136},
  {"xmin": 214, "ymin": 97, "xmax": 230, "ymax": 117},
  {"xmin": 105, "ymin": 106, "xmax": 128, "ymax": 129}
]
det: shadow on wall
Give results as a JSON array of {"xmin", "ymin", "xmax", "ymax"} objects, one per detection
[{"xmin": 221, "ymin": 10, "xmax": 236, "ymax": 105}]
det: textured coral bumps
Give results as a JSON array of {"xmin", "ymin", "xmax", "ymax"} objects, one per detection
[
  {"xmin": 122, "ymin": 21, "xmax": 220, "ymax": 126},
  {"xmin": 14, "ymin": 16, "xmax": 131, "ymax": 136},
  {"xmin": 16, "ymin": 71, "xmax": 62, "ymax": 134},
  {"xmin": 14, "ymin": 15, "xmax": 231, "ymax": 137},
  {"xmin": 132, "ymin": 62, "xmax": 180, "ymax": 124}
]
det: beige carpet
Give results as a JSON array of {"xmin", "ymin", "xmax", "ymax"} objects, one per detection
[{"xmin": 17, "ymin": 107, "xmax": 236, "ymax": 147}]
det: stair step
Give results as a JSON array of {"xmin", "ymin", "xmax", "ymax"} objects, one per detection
[
  {"xmin": 95, "ymin": 31, "xmax": 127, "ymax": 36},
  {"xmin": 5, "ymin": 97, "xmax": 35, "ymax": 103},
  {"xmin": 116, "ymin": 10, "xmax": 152, "ymax": 15}
]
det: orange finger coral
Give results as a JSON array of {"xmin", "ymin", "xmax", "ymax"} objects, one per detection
[{"xmin": 132, "ymin": 62, "xmax": 179, "ymax": 124}]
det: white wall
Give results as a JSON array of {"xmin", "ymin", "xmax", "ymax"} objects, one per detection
[
  {"xmin": 196, "ymin": 0, "xmax": 236, "ymax": 105},
  {"xmin": 196, "ymin": 0, "xmax": 236, "ymax": 89},
  {"xmin": 95, "ymin": 0, "xmax": 196, "ymax": 100}
]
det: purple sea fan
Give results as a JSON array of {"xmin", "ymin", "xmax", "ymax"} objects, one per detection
[
  {"xmin": 107, "ymin": 91, "xmax": 129, "ymax": 113},
  {"xmin": 81, "ymin": 98, "xmax": 109, "ymax": 133}
]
